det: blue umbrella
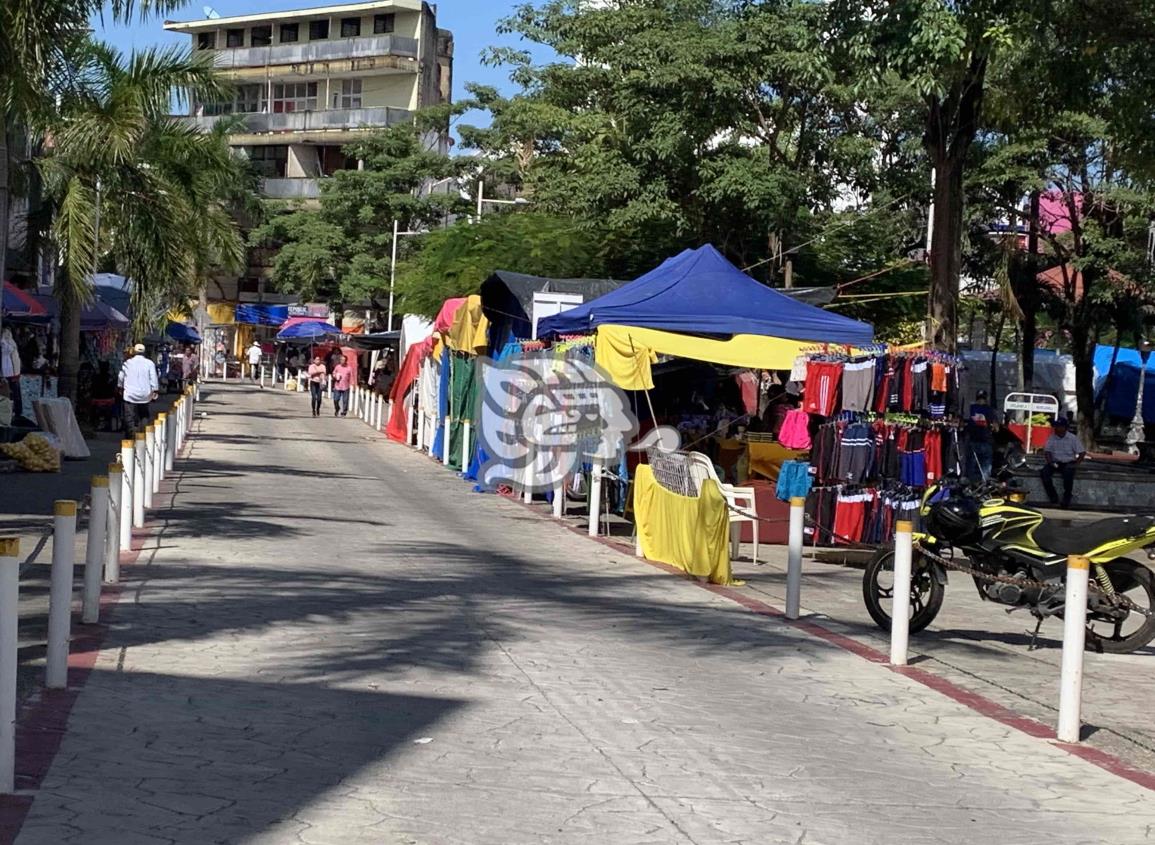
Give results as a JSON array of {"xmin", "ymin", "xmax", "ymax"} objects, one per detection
[
  {"xmin": 275, "ymin": 320, "xmax": 342, "ymax": 340},
  {"xmin": 166, "ymin": 322, "xmax": 202, "ymax": 344}
]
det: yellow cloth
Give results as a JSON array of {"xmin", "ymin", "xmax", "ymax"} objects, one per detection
[
  {"xmin": 747, "ymin": 442, "xmax": 806, "ymax": 482},
  {"xmin": 233, "ymin": 324, "xmax": 255, "ymax": 359},
  {"xmin": 594, "ymin": 324, "xmax": 815, "ymax": 390},
  {"xmin": 447, "ymin": 294, "xmax": 489, "ymax": 355},
  {"xmin": 206, "ymin": 302, "xmax": 235, "ymax": 325},
  {"xmin": 634, "ymin": 464, "xmax": 734, "ymax": 585}
]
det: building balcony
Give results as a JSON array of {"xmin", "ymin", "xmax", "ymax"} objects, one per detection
[
  {"xmin": 207, "ymin": 34, "xmax": 419, "ymax": 69},
  {"xmin": 175, "ymin": 106, "xmax": 413, "ymax": 134},
  {"xmin": 261, "ymin": 177, "xmax": 321, "ymax": 199}
]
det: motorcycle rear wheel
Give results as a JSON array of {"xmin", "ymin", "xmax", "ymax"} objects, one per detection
[
  {"xmin": 863, "ymin": 549, "xmax": 946, "ymax": 635},
  {"xmin": 1085, "ymin": 559, "xmax": 1155, "ymax": 655}
]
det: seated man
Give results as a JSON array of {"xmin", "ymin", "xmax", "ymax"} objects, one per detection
[{"xmin": 1041, "ymin": 418, "xmax": 1086, "ymax": 508}]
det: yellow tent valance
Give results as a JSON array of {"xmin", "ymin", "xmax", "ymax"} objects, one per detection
[
  {"xmin": 206, "ymin": 303, "xmax": 235, "ymax": 325},
  {"xmin": 594, "ymin": 324, "xmax": 816, "ymax": 390}
]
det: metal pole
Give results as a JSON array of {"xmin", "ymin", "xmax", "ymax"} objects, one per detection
[
  {"xmin": 785, "ymin": 496, "xmax": 805, "ymax": 619},
  {"xmin": 0, "ymin": 537, "xmax": 17, "ymax": 793},
  {"xmin": 476, "ymin": 180, "xmax": 484, "ymax": 221},
  {"xmin": 82, "ymin": 477, "xmax": 109, "ymax": 624},
  {"xmin": 1057, "ymin": 555, "xmax": 1090, "ymax": 742},
  {"xmin": 389, "ymin": 218, "xmax": 398, "ymax": 332},
  {"xmin": 106, "ymin": 463, "xmax": 121, "ymax": 583},
  {"xmin": 120, "ymin": 439, "xmax": 135, "ymax": 549},
  {"xmin": 46, "ymin": 500, "xmax": 77, "ymax": 689},
  {"xmin": 132, "ymin": 433, "xmax": 146, "ymax": 528},
  {"xmin": 890, "ymin": 521, "xmax": 915, "ymax": 666}
]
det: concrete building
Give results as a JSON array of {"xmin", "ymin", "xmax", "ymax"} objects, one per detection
[{"xmin": 164, "ymin": 0, "xmax": 453, "ymax": 303}]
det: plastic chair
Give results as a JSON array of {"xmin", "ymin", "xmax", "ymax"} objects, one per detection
[{"xmin": 687, "ymin": 451, "xmax": 759, "ymax": 563}]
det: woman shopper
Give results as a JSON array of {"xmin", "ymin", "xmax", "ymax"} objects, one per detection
[{"xmin": 306, "ymin": 355, "xmax": 327, "ymax": 417}]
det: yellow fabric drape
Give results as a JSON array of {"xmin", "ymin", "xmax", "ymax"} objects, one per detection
[
  {"xmin": 634, "ymin": 464, "xmax": 734, "ymax": 585},
  {"xmin": 747, "ymin": 442, "xmax": 806, "ymax": 482},
  {"xmin": 447, "ymin": 294, "xmax": 489, "ymax": 355},
  {"xmin": 206, "ymin": 303, "xmax": 235, "ymax": 325},
  {"xmin": 594, "ymin": 324, "xmax": 816, "ymax": 390},
  {"xmin": 233, "ymin": 324, "xmax": 254, "ymax": 359}
]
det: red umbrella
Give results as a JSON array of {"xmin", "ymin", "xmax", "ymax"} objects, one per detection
[{"xmin": 2, "ymin": 282, "xmax": 46, "ymax": 316}]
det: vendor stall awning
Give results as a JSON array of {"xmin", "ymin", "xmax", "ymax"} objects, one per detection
[
  {"xmin": 538, "ymin": 244, "xmax": 873, "ymax": 344},
  {"xmin": 2, "ymin": 282, "xmax": 46, "ymax": 316},
  {"xmin": 28, "ymin": 293, "xmax": 130, "ymax": 330},
  {"xmin": 166, "ymin": 322, "xmax": 202, "ymax": 344},
  {"xmin": 594, "ymin": 324, "xmax": 824, "ymax": 390},
  {"xmin": 235, "ymin": 303, "xmax": 290, "ymax": 326},
  {"xmin": 276, "ymin": 320, "xmax": 341, "ymax": 340}
]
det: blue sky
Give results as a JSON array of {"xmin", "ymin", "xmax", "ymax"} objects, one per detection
[{"xmin": 92, "ymin": 0, "xmax": 552, "ymax": 130}]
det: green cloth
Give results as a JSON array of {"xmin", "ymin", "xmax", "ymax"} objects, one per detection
[{"xmin": 447, "ymin": 354, "xmax": 478, "ymax": 471}]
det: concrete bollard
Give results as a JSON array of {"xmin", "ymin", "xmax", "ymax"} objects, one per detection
[
  {"xmin": 260, "ymin": 365, "xmax": 266, "ymax": 389},
  {"xmin": 82, "ymin": 477, "xmax": 109, "ymax": 624},
  {"xmin": 0, "ymin": 537, "xmax": 17, "ymax": 794},
  {"xmin": 462, "ymin": 420, "xmax": 471, "ymax": 470},
  {"xmin": 142, "ymin": 426, "xmax": 155, "ymax": 510},
  {"xmin": 1058, "ymin": 555, "xmax": 1091, "ymax": 743},
  {"xmin": 154, "ymin": 414, "xmax": 166, "ymax": 488},
  {"xmin": 523, "ymin": 447, "xmax": 534, "ymax": 504},
  {"xmin": 443, "ymin": 417, "xmax": 452, "ymax": 465},
  {"xmin": 106, "ymin": 463, "xmax": 122, "ymax": 584},
  {"xmin": 120, "ymin": 439, "xmax": 135, "ymax": 548},
  {"xmin": 164, "ymin": 408, "xmax": 175, "ymax": 473},
  {"xmin": 785, "ymin": 496, "xmax": 806, "ymax": 620},
  {"xmin": 588, "ymin": 459, "xmax": 604, "ymax": 537},
  {"xmin": 132, "ymin": 433, "xmax": 146, "ymax": 528},
  {"xmin": 46, "ymin": 500, "xmax": 77, "ymax": 689},
  {"xmin": 889, "ymin": 521, "xmax": 915, "ymax": 666},
  {"xmin": 417, "ymin": 410, "xmax": 426, "ymax": 452},
  {"xmin": 553, "ymin": 478, "xmax": 565, "ymax": 519}
]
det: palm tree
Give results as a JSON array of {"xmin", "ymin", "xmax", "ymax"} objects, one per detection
[{"xmin": 39, "ymin": 41, "xmax": 246, "ymax": 400}]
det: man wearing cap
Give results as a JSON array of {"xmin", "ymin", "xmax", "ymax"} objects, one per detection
[
  {"xmin": 118, "ymin": 344, "xmax": 159, "ymax": 436},
  {"xmin": 1041, "ymin": 418, "xmax": 1086, "ymax": 509}
]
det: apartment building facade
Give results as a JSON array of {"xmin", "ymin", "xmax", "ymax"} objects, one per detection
[{"xmin": 165, "ymin": 0, "xmax": 453, "ymax": 302}]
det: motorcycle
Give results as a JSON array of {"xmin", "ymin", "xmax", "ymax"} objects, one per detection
[{"xmin": 862, "ymin": 455, "xmax": 1155, "ymax": 653}]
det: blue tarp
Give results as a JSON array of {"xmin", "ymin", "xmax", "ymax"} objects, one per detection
[
  {"xmin": 536, "ymin": 244, "xmax": 874, "ymax": 344},
  {"xmin": 1093, "ymin": 343, "xmax": 1146, "ymax": 390},
  {"xmin": 1100, "ymin": 362, "xmax": 1155, "ymax": 423},
  {"xmin": 166, "ymin": 322, "xmax": 201, "ymax": 344},
  {"xmin": 236, "ymin": 304, "xmax": 290, "ymax": 326},
  {"xmin": 276, "ymin": 320, "xmax": 341, "ymax": 340}
]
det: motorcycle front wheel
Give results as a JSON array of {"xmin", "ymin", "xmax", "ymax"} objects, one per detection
[
  {"xmin": 863, "ymin": 548, "xmax": 946, "ymax": 635},
  {"xmin": 1085, "ymin": 559, "xmax": 1155, "ymax": 655}
]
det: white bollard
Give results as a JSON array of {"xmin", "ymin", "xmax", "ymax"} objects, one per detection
[
  {"xmin": 120, "ymin": 439, "xmax": 135, "ymax": 548},
  {"xmin": 105, "ymin": 463, "xmax": 121, "ymax": 584},
  {"xmin": 154, "ymin": 414, "xmax": 166, "ymax": 487},
  {"xmin": 195, "ymin": 381, "xmax": 201, "ymax": 401},
  {"xmin": 588, "ymin": 459, "xmax": 604, "ymax": 536},
  {"xmin": 132, "ymin": 432, "xmax": 146, "ymax": 528},
  {"xmin": 890, "ymin": 520, "xmax": 915, "ymax": 666},
  {"xmin": 553, "ymin": 478, "xmax": 565, "ymax": 519},
  {"xmin": 297, "ymin": 371, "xmax": 304, "ymax": 393},
  {"xmin": 46, "ymin": 500, "xmax": 77, "ymax": 689},
  {"xmin": 443, "ymin": 417, "xmax": 452, "ymax": 465},
  {"xmin": 0, "ymin": 537, "xmax": 17, "ymax": 794},
  {"xmin": 164, "ymin": 409, "xmax": 175, "ymax": 472},
  {"xmin": 82, "ymin": 477, "xmax": 109, "ymax": 624},
  {"xmin": 785, "ymin": 496, "xmax": 806, "ymax": 619},
  {"xmin": 1057, "ymin": 555, "xmax": 1091, "ymax": 743},
  {"xmin": 417, "ymin": 409, "xmax": 426, "ymax": 452},
  {"xmin": 326, "ymin": 376, "xmax": 333, "ymax": 401},
  {"xmin": 142, "ymin": 426, "xmax": 155, "ymax": 510},
  {"xmin": 523, "ymin": 447, "xmax": 534, "ymax": 504},
  {"xmin": 260, "ymin": 365, "xmax": 266, "ymax": 389},
  {"xmin": 462, "ymin": 420, "xmax": 471, "ymax": 470}
]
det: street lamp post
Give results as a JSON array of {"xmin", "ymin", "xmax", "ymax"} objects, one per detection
[
  {"xmin": 388, "ymin": 219, "xmax": 422, "ymax": 332},
  {"xmin": 475, "ymin": 180, "xmax": 531, "ymax": 220},
  {"xmin": 1126, "ymin": 340, "xmax": 1153, "ymax": 456}
]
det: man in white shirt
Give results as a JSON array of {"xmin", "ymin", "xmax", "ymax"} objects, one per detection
[
  {"xmin": 118, "ymin": 344, "xmax": 159, "ymax": 436},
  {"xmin": 246, "ymin": 342, "xmax": 263, "ymax": 385},
  {"xmin": 1041, "ymin": 418, "xmax": 1086, "ymax": 509}
]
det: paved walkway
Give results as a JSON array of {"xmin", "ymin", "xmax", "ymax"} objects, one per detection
[{"xmin": 11, "ymin": 384, "xmax": 1155, "ymax": 844}]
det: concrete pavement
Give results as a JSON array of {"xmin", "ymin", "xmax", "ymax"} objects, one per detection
[{"xmin": 10, "ymin": 383, "xmax": 1155, "ymax": 844}]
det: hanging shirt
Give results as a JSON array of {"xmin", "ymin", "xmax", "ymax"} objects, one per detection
[{"xmin": 803, "ymin": 361, "xmax": 843, "ymax": 416}]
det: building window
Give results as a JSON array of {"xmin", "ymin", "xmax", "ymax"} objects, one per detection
[
  {"xmin": 340, "ymin": 17, "xmax": 361, "ymax": 37},
  {"xmin": 236, "ymin": 84, "xmax": 265, "ymax": 114},
  {"xmin": 226, "ymin": 29, "xmax": 244, "ymax": 48},
  {"xmin": 250, "ymin": 25, "xmax": 272, "ymax": 47},
  {"xmin": 202, "ymin": 100, "xmax": 233, "ymax": 116},
  {"xmin": 197, "ymin": 32, "xmax": 217, "ymax": 50},
  {"xmin": 280, "ymin": 23, "xmax": 299, "ymax": 43},
  {"xmin": 331, "ymin": 79, "xmax": 362, "ymax": 110},
  {"xmin": 245, "ymin": 145, "xmax": 289, "ymax": 179},
  {"xmin": 308, "ymin": 19, "xmax": 329, "ymax": 40},
  {"xmin": 373, "ymin": 14, "xmax": 395, "ymax": 33},
  {"xmin": 272, "ymin": 82, "xmax": 318, "ymax": 113}
]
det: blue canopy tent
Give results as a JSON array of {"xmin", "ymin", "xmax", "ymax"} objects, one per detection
[
  {"xmin": 537, "ymin": 244, "xmax": 873, "ymax": 343},
  {"xmin": 276, "ymin": 320, "xmax": 341, "ymax": 340},
  {"xmin": 166, "ymin": 322, "xmax": 202, "ymax": 344}
]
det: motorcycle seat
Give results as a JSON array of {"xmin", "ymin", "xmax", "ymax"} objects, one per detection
[{"xmin": 1032, "ymin": 516, "xmax": 1155, "ymax": 556}]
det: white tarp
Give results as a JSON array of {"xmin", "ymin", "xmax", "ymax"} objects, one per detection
[{"xmin": 960, "ymin": 350, "xmax": 1077, "ymax": 417}]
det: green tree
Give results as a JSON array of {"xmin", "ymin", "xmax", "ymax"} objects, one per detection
[{"xmin": 38, "ymin": 41, "xmax": 244, "ymax": 400}]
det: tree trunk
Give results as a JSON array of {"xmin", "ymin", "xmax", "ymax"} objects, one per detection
[
  {"xmin": 1070, "ymin": 324, "xmax": 1097, "ymax": 447},
  {"xmin": 927, "ymin": 153, "xmax": 964, "ymax": 351},
  {"xmin": 989, "ymin": 309, "xmax": 1005, "ymax": 411},
  {"xmin": 1019, "ymin": 308, "xmax": 1036, "ymax": 388},
  {"xmin": 1021, "ymin": 190, "xmax": 1040, "ymax": 386},
  {"xmin": 0, "ymin": 116, "xmax": 9, "ymax": 341},
  {"xmin": 57, "ymin": 284, "xmax": 81, "ymax": 405}
]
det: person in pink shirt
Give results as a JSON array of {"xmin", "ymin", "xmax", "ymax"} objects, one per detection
[
  {"xmin": 330, "ymin": 354, "xmax": 355, "ymax": 417},
  {"xmin": 306, "ymin": 355, "xmax": 328, "ymax": 417}
]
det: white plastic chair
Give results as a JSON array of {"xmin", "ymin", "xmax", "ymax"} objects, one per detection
[{"xmin": 687, "ymin": 451, "xmax": 759, "ymax": 564}]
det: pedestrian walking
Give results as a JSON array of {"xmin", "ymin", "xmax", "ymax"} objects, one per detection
[
  {"xmin": 1041, "ymin": 417, "xmax": 1086, "ymax": 509},
  {"xmin": 965, "ymin": 389, "xmax": 997, "ymax": 481},
  {"xmin": 247, "ymin": 341, "xmax": 263, "ymax": 384},
  {"xmin": 118, "ymin": 343, "xmax": 159, "ymax": 436},
  {"xmin": 331, "ymin": 354, "xmax": 355, "ymax": 417},
  {"xmin": 306, "ymin": 356, "xmax": 327, "ymax": 417}
]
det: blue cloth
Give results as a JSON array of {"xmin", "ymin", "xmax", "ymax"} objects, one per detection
[
  {"xmin": 276, "ymin": 321, "xmax": 340, "ymax": 340},
  {"xmin": 236, "ymin": 304, "xmax": 289, "ymax": 326},
  {"xmin": 166, "ymin": 322, "xmax": 201, "ymax": 344},
  {"xmin": 775, "ymin": 460, "xmax": 813, "ymax": 501},
  {"xmin": 537, "ymin": 244, "xmax": 873, "ymax": 344},
  {"xmin": 1100, "ymin": 361, "xmax": 1155, "ymax": 423},
  {"xmin": 431, "ymin": 345, "xmax": 450, "ymax": 462}
]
